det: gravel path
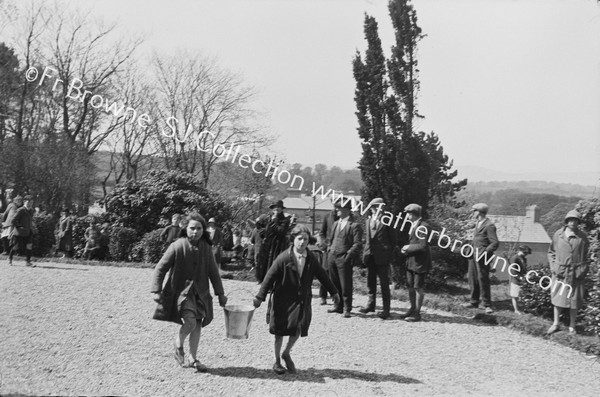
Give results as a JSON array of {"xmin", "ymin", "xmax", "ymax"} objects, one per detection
[{"xmin": 1, "ymin": 259, "xmax": 599, "ymax": 396}]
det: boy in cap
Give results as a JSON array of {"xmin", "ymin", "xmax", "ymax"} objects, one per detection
[
  {"xmin": 399, "ymin": 203, "xmax": 431, "ymax": 322},
  {"xmin": 464, "ymin": 203, "xmax": 499, "ymax": 313}
]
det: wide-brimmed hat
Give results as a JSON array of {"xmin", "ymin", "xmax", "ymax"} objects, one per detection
[
  {"xmin": 269, "ymin": 200, "xmax": 286, "ymax": 209},
  {"xmin": 564, "ymin": 210, "xmax": 582, "ymax": 223},
  {"xmin": 471, "ymin": 203, "xmax": 489, "ymax": 214},
  {"xmin": 404, "ymin": 203, "xmax": 422, "ymax": 215}
]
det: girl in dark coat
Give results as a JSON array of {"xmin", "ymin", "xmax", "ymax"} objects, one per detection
[
  {"xmin": 256, "ymin": 200, "xmax": 292, "ymax": 283},
  {"xmin": 254, "ymin": 224, "xmax": 339, "ymax": 375},
  {"xmin": 151, "ymin": 212, "xmax": 228, "ymax": 372}
]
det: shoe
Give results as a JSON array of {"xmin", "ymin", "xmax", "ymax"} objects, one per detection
[
  {"xmin": 343, "ymin": 311, "xmax": 351, "ymax": 318},
  {"xmin": 462, "ymin": 303, "xmax": 478, "ymax": 309},
  {"xmin": 327, "ymin": 308, "xmax": 343, "ymax": 314},
  {"xmin": 174, "ymin": 343, "xmax": 185, "ymax": 367},
  {"xmin": 320, "ymin": 298, "xmax": 327, "ymax": 305},
  {"xmin": 514, "ymin": 310, "xmax": 523, "ymax": 315},
  {"xmin": 8, "ymin": 260, "xmax": 12, "ymax": 266},
  {"xmin": 484, "ymin": 307, "xmax": 493, "ymax": 314},
  {"xmin": 281, "ymin": 353, "xmax": 296, "ymax": 373},
  {"xmin": 398, "ymin": 309, "xmax": 415, "ymax": 319},
  {"xmin": 568, "ymin": 327, "xmax": 576, "ymax": 335},
  {"xmin": 191, "ymin": 360, "xmax": 208, "ymax": 373},
  {"xmin": 547, "ymin": 324, "xmax": 560, "ymax": 335},
  {"xmin": 405, "ymin": 313, "xmax": 421, "ymax": 322},
  {"xmin": 359, "ymin": 305, "xmax": 375, "ymax": 314},
  {"xmin": 377, "ymin": 311, "xmax": 390, "ymax": 320},
  {"xmin": 273, "ymin": 362, "xmax": 286, "ymax": 375}
]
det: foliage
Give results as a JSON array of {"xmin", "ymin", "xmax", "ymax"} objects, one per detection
[
  {"xmin": 31, "ymin": 214, "xmax": 57, "ymax": 257},
  {"xmin": 353, "ymin": 1, "xmax": 465, "ymax": 216},
  {"xmin": 519, "ymin": 265, "xmax": 554, "ymax": 318},
  {"xmin": 130, "ymin": 229, "xmax": 168, "ymax": 264},
  {"xmin": 105, "ymin": 169, "xmax": 232, "ymax": 236},
  {"xmin": 109, "ymin": 226, "xmax": 139, "ymax": 262}
]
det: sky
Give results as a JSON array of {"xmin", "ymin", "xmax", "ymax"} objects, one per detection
[{"xmin": 77, "ymin": 0, "xmax": 600, "ymax": 184}]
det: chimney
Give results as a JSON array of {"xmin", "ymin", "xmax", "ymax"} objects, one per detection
[{"xmin": 525, "ymin": 205, "xmax": 540, "ymax": 223}]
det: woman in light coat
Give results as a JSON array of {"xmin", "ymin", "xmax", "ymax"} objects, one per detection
[{"xmin": 547, "ymin": 210, "xmax": 590, "ymax": 335}]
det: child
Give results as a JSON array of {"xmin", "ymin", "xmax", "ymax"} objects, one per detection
[
  {"xmin": 151, "ymin": 212, "xmax": 228, "ymax": 372},
  {"xmin": 254, "ymin": 224, "xmax": 340, "ymax": 375},
  {"xmin": 160, "ymin": 214, "xmax": 182, "ymax": 244},
  {"xmin": 509, "ymin": 245, "xmax": 531, "ymax": 315},
  {"xmin": 83, "ymin": 228, "xmax": 101, "ymax": 260}
]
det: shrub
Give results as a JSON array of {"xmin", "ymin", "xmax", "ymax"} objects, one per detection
[
  {"xmin": 131, "ymin": 229, "xmax": 168, "ymax": 264},
  {"xmin": 109, "ymin": 226, "xmax": 139, "ymax": 262},
  {"xmin": 32, "ymin": 214, "xmax": 57, "ymax": 257},
  {"xmin": 71, "ymin": 214, "xmax": 106, "ymax": 258},
  {"xmin": 519, "ymin": 264, "xmax": 554, "ymax": 318},
  {"xmin": 581, "ymin": 261, "xmax": 600, "ymax": 337}
]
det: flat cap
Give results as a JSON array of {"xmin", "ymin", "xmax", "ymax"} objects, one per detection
[
  {"xmin": 368, "ymin": 198, "xmax": 385, "ymax": 207},
  {"xmin": 208, "ymin": 217, "xmax": 216, "ymax": 223},
  {"xmin": 338, "ymin": 199, "xmax": 353, "ymax": 210},
  {"xmin": 564, "ymin": 210, "xmax": 581, "ymax": 222},
  {"xmin": 404, "ymin": 203, "xmax": 422, "ymax": 215},
  {"xmin": 471, "ymin": 203, "xmax": 489, "ymax": 214}
]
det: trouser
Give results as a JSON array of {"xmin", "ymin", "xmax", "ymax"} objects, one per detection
[
  {"xmin": 9, "ymin": 234, "xmax": 32, "ymax": 262},
  {"xmin": 329, "ymin": 252, "xmax": 353, "ymax": 311},
  {"xmin": 365, "ymin": 254, "xmax": 390, "ymax": 312},
  {"xmin": 319, "ymin": 250, "xmax": 330, "ymax": 299},
  {"xmin": 468, "ymin": 257, "xmax": 491, "ymax": 307}
]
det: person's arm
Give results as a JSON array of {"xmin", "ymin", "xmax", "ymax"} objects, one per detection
[
  {"xmin": 160, "ymin": 226, "xmax": 169, "ymax": 242},
  {"xmin": 574, "ymin": 236, "xmax": 590, "ymax": 280},
  {"xmin": 403, "ymin": 228, "xmax": 428, "ymax": 256},
  {"xmin": 346, "ymin": 223, "xmax": 363, "ymax": 260},
  {"xmin": 207, "ymin": 243, "xmax": 227, "ymax": 306},
  {"xmin": 485, "ymin": 224, "xmax": 499, "ymax": 253},
  {"xmin": 150, "ymin": 243, "xmax": 176, "ymax": 294},
  {"xmin": 255, "ymin": 255, "xmax": 283, "ymax": 302},
  {"xmin": 548, "ymin": 233, "xmax": 559, "ymax": 275}
]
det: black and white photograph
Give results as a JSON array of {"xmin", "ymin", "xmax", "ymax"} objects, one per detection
[{"xmin": 1, "ymin": 0, "xmax": 600, "ymax": 395}]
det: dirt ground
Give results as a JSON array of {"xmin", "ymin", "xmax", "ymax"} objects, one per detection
[{"xmin": 1, "ymin": 259, "xmax": 599, "ymax": 396}]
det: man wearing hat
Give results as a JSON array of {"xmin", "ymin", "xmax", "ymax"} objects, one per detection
[
  {"xmin": 399, "ymin": 203, "xmax": 431, "ymax": 322},
  {"xmin": 256, "ymin": 200, "xmax": 292, "ymax": 283},
  {"xmin": 359, "ymin": 198, "xmax": 397, "ymax": 319},
  {"xmin": 547, "ymin": 210, "xmax": 590, "ymax": 335},
  {"xmin": 465, "ymin": 203, "xmax": 499, "ymax": 313},
  {"xmin": 9, "ymin": 195, "xmax": 35, "ymax": 267},
  {"xmin": 317, "ymin": 198, "xmax": 341, "ymax": 305},
  {"xmin": 327, "ymin": 200, "xmax": 362, "ymax": 318},
  {"xmin": 207, "ymin": 217, "xmax": 223, "ymax": 267}
]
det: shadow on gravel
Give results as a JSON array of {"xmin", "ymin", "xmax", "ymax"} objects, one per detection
[
  {"xmin": 31, "ymin": 265, "xmax": 89, "ymax": 271},
  {"xmin": 421, "ymin": 313, "xmax": 495, "ymax": 327},
  {"xmin": 206, "ymin": 366, "xmax": 421, "ymax": 384}
]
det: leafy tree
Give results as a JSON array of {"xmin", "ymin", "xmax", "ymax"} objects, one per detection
[{"xmin": 105, "ymin": 169, "xmax": 232, "ymax": 236}]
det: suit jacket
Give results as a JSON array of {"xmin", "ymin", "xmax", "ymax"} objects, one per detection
[
  {"xmin": 328, "ymin": 218, "xmax": 362, "ymax": 262},
  {"xmin": 403, "ymin": 219, "xmax": 432, "ymax": 273},
  {"xmin": 363, "ymin": 216, "xmax": 396, "ymax": 265},
  {"xmin": 471, "ymin": 218, "xmax": 499, "ymax": 254},
  {"xmin": 319, "ymin": 210, "xmax": 338, "ymax": 247}
]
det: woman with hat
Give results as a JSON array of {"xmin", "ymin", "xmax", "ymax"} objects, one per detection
[
  {"xmin": 256, "ymin": 200, "xmax": 292, "ymax": 283},
  {"xmin": 55, "ymin": 208, "xmax": 74, "ymax": 258},
  {"xmin": 547, "ymin": 210, "xmax": 590, "ymax": 335}
]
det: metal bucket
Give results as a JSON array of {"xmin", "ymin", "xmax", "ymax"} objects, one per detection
[{"xmin": 223, "ymin": 304, "xmax": 255, "ymax": 339}]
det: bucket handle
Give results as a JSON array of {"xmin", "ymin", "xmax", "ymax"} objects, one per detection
[{"xmin": 226, "ymin": 288, "xmax": 256, "ymax": 304}]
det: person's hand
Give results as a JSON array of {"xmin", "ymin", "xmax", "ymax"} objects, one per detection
[
  {"xmin": 401, "ymin": 245, "xmax": 409, "ymax": 254},
  {"xmin": 152, "ymin": 292, "xmax": 162, "ymax": 303},
  {"xmin": 253, "ymin": 298, "xmax": 262, "ymax": 308},
  {"xmin": 218, "ymin": 294, "xmax": 228, "ymax": 307},
  {"xmin": 332, "ymin": 293, "xmax": 341, "ymax": 307}
]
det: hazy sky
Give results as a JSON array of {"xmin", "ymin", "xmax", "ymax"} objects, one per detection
[{"xmin": 79, "ymin": 0, "xmax": 600, "ymax": 179}]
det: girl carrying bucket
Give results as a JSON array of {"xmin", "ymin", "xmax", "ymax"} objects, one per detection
[
  {"xmin": 151, "ymin": 212, "xmax": 228, "ymax": 372},
  {"xmin": 254, "ymin": 224, "xmax": 340, "ymax": 375}
]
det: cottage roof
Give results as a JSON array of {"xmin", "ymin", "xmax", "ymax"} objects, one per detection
[{"xmin": 487, "ymin": 215, "xmax": 551, "ymax": 244}]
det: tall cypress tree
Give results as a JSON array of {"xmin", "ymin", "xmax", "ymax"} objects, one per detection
[{"xmin": 354, "ymin": 0, "xmax": 466, "ymax": 216}]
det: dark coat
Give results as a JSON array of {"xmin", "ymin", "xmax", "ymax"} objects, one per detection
[
  {"xmin": 508, "ymin": 253, "xmax": 527, "ymax": 285},
  {"xmin": 402, "ymin": 219, "xmax": 432, "ymax": 274},
  {"xmin": 471, "ymin": 218, "xmax": 499, "ymax": 254},
  {"xmin": 256, "ymin": 247, "xmax": 338, "ymax": 337},
  {"xmin": 2, "ymin": 202, "xmax": 20, "ymax": 228},
  {"xmin": 151, "ymin": 237, "xmax": 224, "ymax": 326},
  {"xmin": 12, "ymin": 206, "xmax": 34, "ymax": 236},
  {"xmin": 363, "ymin": 216, "xmax": 397, "ymax": 265},
  {"xmin": 256, "ymin": 213, "xmax": 292, "ymax": 281},
  {"xmin": 328, "ymin": 218, "xmax": 362, "ymax": 264},
  {"xmin": 548, "ymin": 227, "xmax": 589, "ymax": 309},
  {"xmin": 209, "ymin": 227, "xmax": 223, "ymax": 246},
  {"xmin": 56, "ymin": 216, "xmax": 73, "ymax": 251},
  {"xmin": 160, "ymin": 225, "xmax": 181, "ymax": 244},
  {"xmin": 319, "ymin": 210, "xmax": 338, "ymax": 246}
]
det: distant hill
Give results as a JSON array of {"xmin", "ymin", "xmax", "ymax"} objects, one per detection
[
  {"xmin": 458, "ymin": 165, "xmax": 599, "ymax": 188},
  {"xmin": 464, "ymin": 180, "xmax": 597, "ymax": 198}
]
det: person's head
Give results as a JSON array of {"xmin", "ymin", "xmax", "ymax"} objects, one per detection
[
  {"xmin": 564, "ymin": 210, "xmax": 582, "ymax": 231},
  {"xmin": 208, "ymin": 217, "xmax": 216, "ymax": 227},
  {"xmin": 101, "ymin": 223, "xmax": 110, "ymax": 233},
  {"xmin": 23, "ymin": 195, "xmax": 33, "ymax": 208},
  {"xmin": 290, "ymin": 224, "xmax": 312, "ymax": 254},
  {"xmin": 368, "ymin": 198, "xmax": 385, "ymax": 217},
  {"xmin": 336, "ymin": 201, "xmax": 352, "ymax": 219},
  {"xmin": 171, "ymin": 214, "xmax": 182, "ymax": 226},
  {"xmin": 13, "ymin": 195, "xmax": 23, "ymax": 207},
  {"xmin": 471, "ymin": 203, "xmax": 489, "ymax": 220},
  {"xmin": 517, "ymin": 245, "xmax": 532, "ymax": 257},
  {"xmin": 404, "ymin": 203, "xmax": 422, "ymax": 222},
  {"xmin": 183, "ymin": 212, "xmax": 208, "ymax": 243},
  {"xmin": 269, "ymin": 200, "xmax": 285, "ymax": 216}
]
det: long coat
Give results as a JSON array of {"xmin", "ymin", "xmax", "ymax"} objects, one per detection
[
  {"xmin": 151, "ymin": 237, "xmax": 224, "ymax": 326},
  {"xmin": 256, "ymin": 247, "xmax": 338, "ymax": 337},
  {"xmin": 548, "ymin": 227, "xmax": 590, "ymax": 309},
  {"xmin": 2, "ymin": 202, "xmax": 20, "ymax": 228},
  {"xmin": 256, "ymin": 213, "xmax": 291, "ymax": 282},
  {"xmin": 56, "ymin": 216, "xmax": 73, "ymax": 251},
  {"xmin": 402, "ymin": 219, "xmax": 432, "ymax": 273}
]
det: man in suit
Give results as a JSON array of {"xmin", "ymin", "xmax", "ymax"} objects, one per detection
[
  {"xmin": 327, "ymin": 200, "xmax": 362, "ymax": 318},
  {"xmin": 317, "ymin": 199, "xmax": 341, "ymax": 305},
  {"xmin": 207, "ymin": 217, "xmax": 223, "ymax": 267},
  {"xmin": 359, "ymin": 198, "xmax": 397, "ymax": 319},
  {"xmin": 399, "ymin": 204, "xmax": 431, "ymax": 322},
  {"xmin": 464, "ymin": 203, "xmax": 499, "ymax": 313}
]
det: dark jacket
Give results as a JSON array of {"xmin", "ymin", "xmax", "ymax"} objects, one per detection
[
  {"xmin": 363, "ymin": 216, "xmax": 397, "ymax": 265},
  {"xmin": 402, "ymin": 219, "xmax": 432, "ymax": 273},
  {"xmin": 256, "ymin": 247, "xmax": 338, "ymax": 337},
  {"xmin": 471, "ymin": 218, "xmax": 499, "ymax": 254},
  {"xmin": 508, "ymin": 253, "xmax": 527, "ymax": 285},
  {"xmin": 256, "ymin": 213, "xmax": 292, "ymax": 281},
  {"xmin": 2, "ymin": 202, "xmax": 20, "ymax": 228},
  {"xmin": 151, "ymin": 237, "xmax": 224, "ymax": 326},
  {"xmin": 319, "ymin": 209, "xmax": 338, "ymax": 247},
  {"xmin": 328, "ymin": 218, "xmax": 362, "ymax": 262},
  {"xmin": 12, "ymin": 206, "xmax": 34, "ymax": 236},
  {"xmin": 209, "ymin": 227, "xmax": 223, "ymax": 246},
  {"xmin": 160, "ymin": 225, "xmax": 181, "ymax": 244}
]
